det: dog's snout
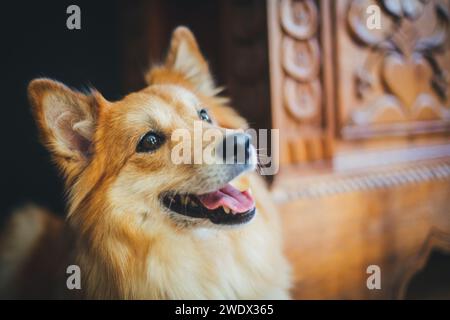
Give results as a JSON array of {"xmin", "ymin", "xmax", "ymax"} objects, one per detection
[{"xmin": 220, "ymin": 133, "xmax": 251, "ymax": 164}]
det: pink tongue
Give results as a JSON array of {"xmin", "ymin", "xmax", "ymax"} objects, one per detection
[{"xmin": 197, "ymin": 183, "xmax": 255, "ymax": 214}]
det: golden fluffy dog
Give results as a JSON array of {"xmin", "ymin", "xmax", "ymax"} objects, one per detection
[{"xmin": 0, "ymin": 27, "xmax": 291, "ymax": 299}]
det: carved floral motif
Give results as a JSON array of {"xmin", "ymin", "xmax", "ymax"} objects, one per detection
[{"xmin": 347, "ymin": 0, "xmax": 450, "ymax": 126}]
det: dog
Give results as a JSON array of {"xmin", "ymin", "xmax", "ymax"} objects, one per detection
[{"xmin": 0, "ymin": 26, "xmax": 291, "ymax": 299}]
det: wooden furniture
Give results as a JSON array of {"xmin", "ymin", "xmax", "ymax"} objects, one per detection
[
  {"xmin": 119, "ymin": 0, "xmax": 450, "ymax": 299},
  {"xmin": 267, "ymin": 0, "xmax": 450, "ymax": 299}
]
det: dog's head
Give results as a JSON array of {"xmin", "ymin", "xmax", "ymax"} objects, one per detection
[{"xmin": 28, "ymin": 27, "xmax": 257, "ymax": 229}]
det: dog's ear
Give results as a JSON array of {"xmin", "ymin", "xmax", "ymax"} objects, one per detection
[
  {"xmin": 147, "ymin": 26, "xmax": 249, "ymax": 130},
  {"xmin": 28, "ymin": 78, "xmax": 104, "ymax": 177},
  {"xmin": 146, "ymin": 26, "xmax": 218, "ymax": 96}
]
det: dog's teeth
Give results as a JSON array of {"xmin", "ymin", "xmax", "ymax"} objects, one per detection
[
  {"xmin": 223, "ymin": 207, "xmax": 230, "ymax": 214},
  {"xmin": 231, "ymin": 210, "xmax": 237, "ymax": 214},
  {"xmin": 190, "ymin": 200, "xmax": 198, "ymax": 207}
]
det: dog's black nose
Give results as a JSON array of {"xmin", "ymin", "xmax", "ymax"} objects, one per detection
[{"xmin": 220, "ymin": 133, "xmax": 251, "ymax": 164}]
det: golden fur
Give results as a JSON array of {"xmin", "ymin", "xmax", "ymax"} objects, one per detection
[{"xmin": 0, "ymin": 27, "xmax": 291, "ymax": 299}]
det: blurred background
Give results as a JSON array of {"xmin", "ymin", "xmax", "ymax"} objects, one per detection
[{"xmin": 1, "ymin": 0, "xmax": 449, "ymax": 299}]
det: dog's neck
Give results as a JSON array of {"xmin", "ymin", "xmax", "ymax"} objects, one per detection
[
  {"xmin": 66, "ymin": 188, "xmax": 215, "ymax": 299},
  {"xmin": 63, "ymin": 168, "xmax": 285, "ymax": 299}
]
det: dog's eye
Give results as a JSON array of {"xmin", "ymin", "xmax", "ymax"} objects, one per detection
[
  {"xmin": 137, "ymin": 131, "xmax": 165, "ymax": 153},
  {"xmin": 198, "ymin": 109, "xmax": 212, "ymax": 123}
]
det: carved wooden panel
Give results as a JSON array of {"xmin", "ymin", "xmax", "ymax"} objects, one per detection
[
  {"xmin": 268, "ymin": 0, "xmax": 334, "ymax": 166},
  {"xmin": 268, "ymin": 0, "xmax": 450, "ymax": 299},
  {"xmin": 279, "ymin": 162, "xmax": 450, "ymax": 299},
  {"xmin": 337, "ymin": 0, "xmax": 450, "ymax": 139}
]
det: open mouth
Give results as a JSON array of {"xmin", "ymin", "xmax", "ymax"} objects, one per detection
[{"xmin": 161, "ymin": 179, "xmax": 256, "ymax": 225}]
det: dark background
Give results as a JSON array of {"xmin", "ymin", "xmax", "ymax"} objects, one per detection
[{"xmin": 1, "ymin": 1, "xmax": 123, "ymax": 219}]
